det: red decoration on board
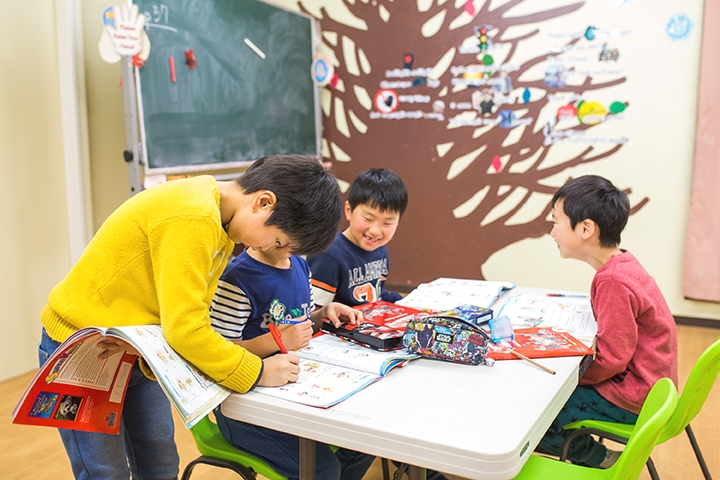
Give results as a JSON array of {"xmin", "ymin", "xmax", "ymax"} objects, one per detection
[
  {"xmin": 492, "ymin": 155, "xmax": 502, "ymax": 173},
  {"xmin": 465, "ymin": 0, "xmax": 475, "ymax": 15},
  {"xmin": 185, "ymin": 49, "xmax": 197, "ymax": 70},
  {"xmin": 329, "ymin": 72, "xmax": 339, "ymax": 89},
  {"xmin": 557, "ymin": 104, "xmax": 577, "ymax": 120},
  {"xmin": 132, "ymin": 54, "xmax": 145, "ymax": 69}
]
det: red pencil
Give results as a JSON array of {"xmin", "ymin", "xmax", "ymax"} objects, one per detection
[{"xmin": 268, "ymin": 324, "xmax": 288, "ymax": 354}]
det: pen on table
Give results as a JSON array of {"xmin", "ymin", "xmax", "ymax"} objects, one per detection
[
  {"xmin": 510, "ymin": 350, "xmax": 556, "ymax": 375},
  {"xmin": 268, "ymin": 324, "xmax": 288, "ymax": 354},
  {"xmin": 546, "ymin": 293, "xmax": 587, "ymax": 298}
]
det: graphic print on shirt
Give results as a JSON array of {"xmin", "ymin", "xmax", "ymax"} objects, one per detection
[
  {"xmin": 348, "ymin": 259, "xmax": 389, "ymax": 303},
  {"xmin": 260, "ymin": 299, "xmax": 312, "ymax": 328}
]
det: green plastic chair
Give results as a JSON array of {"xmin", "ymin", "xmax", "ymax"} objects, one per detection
[
  {"xmin": 180, "ymin": 415, "xmax": 287, "ymax": 480},
  {"xmin": 513, "ymin": 377, "xmax": 678, "ymax": 480},
  {"xmin": 561, "ymin": 336, "xmax": 720, "ymax": 480}
]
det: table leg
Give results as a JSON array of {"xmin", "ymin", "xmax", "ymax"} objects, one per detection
[
  {"xmin": 407, "ymin": 465, "xmax": 427, "ymax": 480},
  {"xmin": 299, "ymin": 437, "xmax": 317, "ymax": 480}
]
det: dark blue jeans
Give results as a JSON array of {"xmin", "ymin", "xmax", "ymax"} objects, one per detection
[
  {"xmin": 39, "ymin": 328, "xmax": 180, "ymax": 480},
  {"xmin": 215, "ymin": 407, "xmax": 375, "ymax": 480},
  {"xmin": 538, "ymin": 385, "xmax": 639, "ymax": 467}
]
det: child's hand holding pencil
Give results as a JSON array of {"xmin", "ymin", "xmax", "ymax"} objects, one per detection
[{"xmin": 275, "ymin": 318, "xmax": 313, "ymax": 351}]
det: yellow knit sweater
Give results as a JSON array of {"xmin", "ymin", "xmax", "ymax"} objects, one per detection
[{"xmin": 41, "ymin": 176, "xmax": 262, "ymax": 393}]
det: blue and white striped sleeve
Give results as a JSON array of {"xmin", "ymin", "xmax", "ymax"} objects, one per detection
[{"xmin": 210, "ymin": 279, "xmax": 252, "ymax": 340}]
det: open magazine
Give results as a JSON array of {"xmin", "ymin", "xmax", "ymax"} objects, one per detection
[
  {"xmin": 12, "ymin": 325, "xmax": 230, "ymax": 433},
  {"xmin": 397, "ymin": 277, "xmax": 515, "ymax": 311},
  {"xmin": 496, "ymin": 294, "xmax": 597, "ymax": 345},
  {"xmin": 254, "ymin": 333, "xmax": 419, "ymax": 408}
]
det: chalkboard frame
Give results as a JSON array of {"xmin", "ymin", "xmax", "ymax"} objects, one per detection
[{"xmin": 134, "ymin": 0, "xmax": 322, "ymax": 174}]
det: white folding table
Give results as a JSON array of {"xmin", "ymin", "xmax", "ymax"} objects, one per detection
[{"xmin": 221, "ymin": 352, "xmax": 581, "ymax": 479}]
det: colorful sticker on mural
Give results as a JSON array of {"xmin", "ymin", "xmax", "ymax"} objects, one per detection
[
  {"xmin": 544, "ymin": 63, "xmax": 568, "ymax": 88},
  {"xmin": 373, "ymin": 89, "xmax": 399, "ymax": 113},
  {"xmin": 311, "ymin": 54, "xmax": 334, "ymax": 87},
  {"xmin": 577, "ymin": 101, "xmax": 607, "ymax": 124},
  {"xmin": 665, "ymin": 14, "xmax": 693, "ymax": 41}
]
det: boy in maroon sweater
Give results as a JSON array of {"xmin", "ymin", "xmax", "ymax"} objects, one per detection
[{"xmin": 538, "ymin": 175, "xmax": 678, "ymax": 468}]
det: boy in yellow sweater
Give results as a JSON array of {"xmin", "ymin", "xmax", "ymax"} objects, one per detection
[{"xmin": 39, "ymin": 155, "xmax": 342, "ymax": 480}]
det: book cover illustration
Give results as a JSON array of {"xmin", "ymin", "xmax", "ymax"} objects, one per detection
[
  {"xmin": 12, "ymin": 333, "xmax": 135, "ymax": 434},
  {"xmin": 487, "ymin": 327, "xmax": 594, "ymax": 361},
  {"xmin": 322, "ymin": 301, "xmax": 429, "ymax": 351},
  {"xmin": 13, "ymin": 325, "xmax": 231, "ymax": 433}
]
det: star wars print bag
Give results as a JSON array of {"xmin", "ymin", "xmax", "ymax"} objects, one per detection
[{"xmin": 403, "ymin": 315, "xmax": 494, "ymax": 366}]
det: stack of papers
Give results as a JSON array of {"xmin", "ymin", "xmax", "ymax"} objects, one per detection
[{"xmin": 397, "ymin": 277, "xmax": 516, "ymax": 311}]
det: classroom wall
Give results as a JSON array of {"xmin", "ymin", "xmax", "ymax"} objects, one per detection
[
  {"xmin": 1, "ymin": 1, "xmax": 73, "ymax": 380},
  {"xmin": 80, "ymin": 0, "xmax": 720, "ymax": 324}
]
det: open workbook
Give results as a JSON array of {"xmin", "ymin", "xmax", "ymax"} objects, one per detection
[
  {"xmin": 12, "ymin": 325, "xmax": 230, "ymax": 434},
  {"xmin": 254, "ymin": 333, "xmax": 419, "ymax": 408}
]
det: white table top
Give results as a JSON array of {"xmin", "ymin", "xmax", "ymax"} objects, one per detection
[
  {"xmin": 221, "ymin": 286, "xmax": 590, "ymax": 479},
  {"xmin": 222, "ymin": 351, "xmax": 580, "ymax": 479}
]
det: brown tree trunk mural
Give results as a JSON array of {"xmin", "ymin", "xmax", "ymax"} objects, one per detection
[{"xmin": 301, "ymin": 0, "xmax": 647, "ymax": 287}]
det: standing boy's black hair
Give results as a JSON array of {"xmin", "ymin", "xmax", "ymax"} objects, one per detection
[
  {"xmin": 238, "ymin": 154, "xmax": 342, "ymax": 256},
  {"xmin": 551, "ymin": 175, "xmax": 630, "ymax": 248},
  {"xmin": 347, "ymin": 168, "xmax": 409, "ymax": 217}
]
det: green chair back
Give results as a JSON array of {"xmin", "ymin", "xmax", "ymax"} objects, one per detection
[
  {"xmin": 513, "ymin": 378, "xmax": 678, "ymax": 480},
  {"xmin": 608, "ymin": 378, "xmax": 678, "ymax": 479},
  {"xmin": 184, "ymin": 415, "xmax": 287, "ymax": 480},
  {"xmin": 658, "ymin": 336, "xmax": 720, "ymax": 443}
]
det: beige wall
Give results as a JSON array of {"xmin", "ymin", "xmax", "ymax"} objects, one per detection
[{"xmin": 1, "ymin": 1, "xmax": 72, "ymax": 381}]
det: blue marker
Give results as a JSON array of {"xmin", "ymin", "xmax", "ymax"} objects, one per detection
[{"xmin": 278, "ymin": 318, "xmax": 306, "ymax": 325}]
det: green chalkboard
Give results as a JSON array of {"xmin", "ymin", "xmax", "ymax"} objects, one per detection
[{"xmin": 135, "ymin": 0, "xmax": 319, "ymax": 173}]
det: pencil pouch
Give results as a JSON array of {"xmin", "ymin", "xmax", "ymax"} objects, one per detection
[{"xmin": 403, "ymin": 315, "xmax": 494, "ymax": 366}]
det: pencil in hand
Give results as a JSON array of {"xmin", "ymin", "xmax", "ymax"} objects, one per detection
[
  {"xmin": 268, "ymin": 324, "xmax": 288, "ymax": 354},
  {"xmin": 510, "ymin": 350, "xmax": 556, "ymax": 375}
]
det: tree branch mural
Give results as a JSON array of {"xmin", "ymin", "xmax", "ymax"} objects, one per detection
[{"xmin": 299, "ymin": 0, "xmax": 647, "ymax": 285}]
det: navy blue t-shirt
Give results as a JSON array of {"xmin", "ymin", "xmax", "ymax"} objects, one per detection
[
  {"xmin": 306, "ymin": 232, "xmax": 402, "ymax": 308},
  {"xmin": 210, "ymin": 251, "xmax": 314, "ymax": 341}
]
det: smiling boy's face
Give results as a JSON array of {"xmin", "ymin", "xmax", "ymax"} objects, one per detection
[
  {"xmin": 550, "ymin": 199, "xmax": 584, "ymax": 260},
  {"xmin": 343, "ymin": 202, "xmax": 400, "ymax": 252}
]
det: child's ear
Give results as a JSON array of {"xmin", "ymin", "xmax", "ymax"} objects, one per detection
[
  {"xmin": 253, "ymin": 190, "xmax": 277, "ymax": 212},
  {"xmin": 579, "ymin": 219, "xmax": 597, "ymax": 240},
  {"xmin": 344, "ymin": 201, "xmax": 353, "ymax": 221}
]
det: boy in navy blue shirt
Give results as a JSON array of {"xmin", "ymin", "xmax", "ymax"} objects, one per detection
[
  {"xmin": 209, "ymin": 244, "xmax": 372, "ymax": 480},
  {"xmin": 307, "ymin": 169, "xmax": 449, "ymax": 480},
  {"xmin": 307, "ymin": 168, "xmax": 407, "ymax": 307}
]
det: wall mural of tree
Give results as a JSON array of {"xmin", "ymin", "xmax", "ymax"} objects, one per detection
[{"xmin": 298, "ymin": 0, "xmax": 647, "ymax": 287}]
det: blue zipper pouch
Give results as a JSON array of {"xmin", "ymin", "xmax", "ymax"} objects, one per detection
[{"xmin": 403, "ymin": 315, "xmax": 494, "ymax": 366}]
